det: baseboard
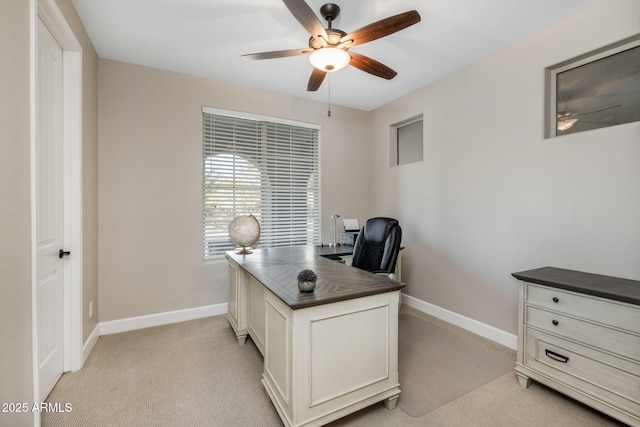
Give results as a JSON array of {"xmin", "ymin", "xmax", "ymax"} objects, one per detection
[
  {"xmin": 401, "ymin": 293, "xmax": 517, "ymax": 350},
  {"xmin": 99, "ymin": 303, "xmax": 229, "ymax": 335},
  {"xmin": 82, "ymin": 323, "xmax": 100, "ymax": 367},
  {"xmin": 91, "ymin": 296, "xmax": 516, "ymax": 354}
]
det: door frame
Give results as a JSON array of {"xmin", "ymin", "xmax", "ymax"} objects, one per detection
[{"xmin": 30, "ymin": 0, "xmax": 83, "ymax": 409}]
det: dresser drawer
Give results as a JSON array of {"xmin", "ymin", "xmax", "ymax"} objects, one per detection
[
  {"xmin": 526, "ymin": 306, "xmax": 640, "ymax": 362},
  {"xmin": 525, "ymin": 327, "xmax": 640, "ymax": 416},
  {"xmin": 527, "ymin": 284, "xmax": 640, "ymax": 334}
]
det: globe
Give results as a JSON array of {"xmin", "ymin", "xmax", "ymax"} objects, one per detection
[{"xmin": 228, "ymin": 214, "xmax": 261, "ymax": 254}]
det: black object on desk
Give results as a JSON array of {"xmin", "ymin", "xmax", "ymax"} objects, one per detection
[{"xmin": 342, "ymin": 231, "xmax": 359, "ymax": 246}]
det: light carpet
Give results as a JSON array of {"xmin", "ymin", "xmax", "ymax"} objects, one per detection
[
  {"xmin": 42, "ymin": 310, "xmax": 625, "ymax": 426},
  {"xmin": 397, "ymin": 312, "xmax": 514, "ymax": 416}
]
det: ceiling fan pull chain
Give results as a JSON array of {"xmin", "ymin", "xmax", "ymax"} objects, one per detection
[{"xmin": 327, "ymin": 73, "xmax": 332, "ymax": 117}]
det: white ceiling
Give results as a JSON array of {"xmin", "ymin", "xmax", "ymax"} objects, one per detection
[{"xmin": 71, "ymin": 0, "xmax": 601, "ymax": 111}]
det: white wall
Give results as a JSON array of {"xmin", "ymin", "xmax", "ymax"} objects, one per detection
[{"xmin": 370, "ymin": 0, "xmax": 640, "ymax": 334}]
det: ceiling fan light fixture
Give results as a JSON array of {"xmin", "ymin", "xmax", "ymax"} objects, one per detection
[
  {"xmin": 557, "ymin": 117, "xmax": 578, "ymax": 131},
  {"xmin": 309, "ymin": 47, "xmax": 350, "ymax": 72}
]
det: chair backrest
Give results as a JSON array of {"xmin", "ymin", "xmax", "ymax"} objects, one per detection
[{"xmin": 351, "ymin": 217, "xmax": 402, "ymax": 275}]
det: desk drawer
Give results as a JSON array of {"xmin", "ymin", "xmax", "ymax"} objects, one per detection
[
  {"xmin": 526, "ymin": 306, "xmax": 640, "ymax": 362},
  {"xmin": 526, "ymin": 284, "xmax": 640, "ymax": 334},
  {"xmin": 525, "ymin": 327, "xmax": 640, "ymax": 416}
]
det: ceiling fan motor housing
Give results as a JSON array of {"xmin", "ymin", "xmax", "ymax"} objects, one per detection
[
  {"xmin": 309, "ymin": 28, "xmax": 347, "ymax": 49},
  {"xmin": 308, "ymin": 4, "xmax": 346, "ymax": 49}
]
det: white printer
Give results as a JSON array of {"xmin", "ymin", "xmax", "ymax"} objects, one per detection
[{"xmin": 341, "ymin": 218, "xmax": 360, "ymax": 246}]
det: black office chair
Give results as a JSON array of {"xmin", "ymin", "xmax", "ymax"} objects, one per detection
[{"xmin": 351, "ymin": 217, "xmax": 402, "ymax": 279}]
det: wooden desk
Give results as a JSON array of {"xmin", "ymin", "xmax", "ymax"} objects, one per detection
[{"xmin": 226, "ymin": 246, "xmax": 405, "ymax": 427}]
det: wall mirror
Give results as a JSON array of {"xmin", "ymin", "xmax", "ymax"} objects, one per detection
[{"xmin": 546, "ymin": 34, "xmax": 640, "ymax": 138}]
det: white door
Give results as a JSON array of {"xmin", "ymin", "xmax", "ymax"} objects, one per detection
[{"xmin": 36, "ymin": 17, "xmax": 66, "ymax": 402}]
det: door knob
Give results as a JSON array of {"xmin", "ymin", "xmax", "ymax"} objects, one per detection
[{"xmin": 59, "ymin": 249, "xmax": 71, "ymax": 259}]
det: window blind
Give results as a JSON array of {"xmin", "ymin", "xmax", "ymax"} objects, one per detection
[{"xmin": 202, "ymin": 109, "xmax": 320, "ymax": 259}]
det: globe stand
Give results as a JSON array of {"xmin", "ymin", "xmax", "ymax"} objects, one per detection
[{"xmin": 236, "ymin": 246, "xmax": 252, "ymax": 255}]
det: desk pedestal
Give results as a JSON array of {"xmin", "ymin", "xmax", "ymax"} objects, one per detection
[{"xmin": 263, "ymin": 289, "xmax": 400, "ymax": 427}]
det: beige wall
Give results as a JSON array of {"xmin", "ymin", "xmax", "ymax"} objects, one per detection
[
  {"xmin": 98, "ymin": 60, "xmax": 372, "ymax": 321},
  {"xmin": 0, "ymin": 1, "xmax": 98, "ymax": 424},
  {"xmin": 97, "ymin": 0, "xmax": 640, "ymax": 334},
  {"xmin": 370, "ymin": 0, "xmax": 640, "ymax": 334},
  {"xmin": 2, "ymin": 1, "xmax": 637, "ymax": 416},
  {"xmin": 0, "ymin": 0, "xmax": 34, "ymax": 425}
]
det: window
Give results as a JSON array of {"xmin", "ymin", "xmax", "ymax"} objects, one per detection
[
  {"xmin": 202, "ymin": 108, "xmax": 320, "ymax": 259},
  {"xmin": 546, "ymin": 35, "xmax": 640, "ymax": 138},
  {"xmin": 389, "ymin": 115, "xmax": 423, "ymax": 166}
]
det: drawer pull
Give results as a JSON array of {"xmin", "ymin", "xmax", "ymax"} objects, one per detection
[
  {"xmin": 545, "ymin": 349, "xmax": 569, "ymax": 363},
  {"xmin": 552, "ymin": 320, "xmax": 559, "ymax": 326},
  {"xmin": 552, "ymin": 297, "xmax": 559, "ymax": 303}
]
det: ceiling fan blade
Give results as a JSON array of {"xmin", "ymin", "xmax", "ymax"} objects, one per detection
[
  {"xmin": 573, "ymin": 103, "xmax": 622, "ymax": 117},
  {"xmin": 307, "ymin": 68, "xmax": 326, "ymax": 91},
  {"xmin": 242, "ymin": 48, "xmax": 312, "ymax": 61},
  {"xmin": 282, "ymin": 0, "xmax": 328, "ymax": 41},
  {"xmin": 349, "ymin": 52, "xmax": 397, "ymax": 80},
  {"xmin": 341, "ymin": 10, "xmax": 421, "ymax": 47}
]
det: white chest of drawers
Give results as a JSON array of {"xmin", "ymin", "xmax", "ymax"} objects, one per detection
[{"xmin": 513, "ymin": 267, "xmax": 640, "ymax": 426}]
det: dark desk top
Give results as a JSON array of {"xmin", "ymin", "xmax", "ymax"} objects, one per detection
[
  {"xmin": 512, "ymin": 267, "xmax": 640, "ymax": 306},
  {"xmin": 226, "ymin": 246, "xmax": 405, "ymax": 310}
]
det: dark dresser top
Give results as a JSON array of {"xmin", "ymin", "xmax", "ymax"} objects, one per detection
[
  {"xmin": 226, "ymin": 246, "xmax": 404, "ymax": 310},
  {"xmin": 512, "ymin": 267, "xmax": 640, "ymax": 306}
]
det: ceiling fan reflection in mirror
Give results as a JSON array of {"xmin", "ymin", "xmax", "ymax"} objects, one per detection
[
  {"xmin": 242, "ymin": 1, "xmax": 421, "ymax": 91},
  {"xmin": 557, "ymin": 103, "xmax": 622, "ymax": 131}
]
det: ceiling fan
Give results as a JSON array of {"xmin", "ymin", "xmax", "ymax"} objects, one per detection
[
  {"xmin": 242, "ymin": 0, "xmax": 421, "ymax": 91},
  {"xmin": 557, "ymin": 103, "xmax": 622, "ymax": 131}
]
